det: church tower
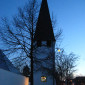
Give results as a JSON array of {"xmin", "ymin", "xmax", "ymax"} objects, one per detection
[{"xmin": 33, "ymin": 0, "xmax": 56, "ymax": 85}]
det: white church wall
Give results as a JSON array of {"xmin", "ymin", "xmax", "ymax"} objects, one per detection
[
  {"xmin": 34, "ymin": 71, "xmax": 55, "ymax": 85},
  {"xmin": 33, "ymin": 41, "xmax": 56, "ymax": 85},
  {"xmin": 34, "ymin": 41, "xmax": 55, "ymax": 56},
  {"xmin": 0, "ymin": 69, "xmax": 29, "ymax": 85}
]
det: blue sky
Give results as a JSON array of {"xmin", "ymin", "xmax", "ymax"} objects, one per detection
[
  {"xmin": 0, "ymin": 0, "xmax": 85, "ymax": 76},
  {"xmin": 50, "ymin": 0, "xmax": 85, "ymax": 76}
]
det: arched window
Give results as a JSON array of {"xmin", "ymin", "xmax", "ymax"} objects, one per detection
[
  {"xmin": 47, "ymin": 40, "xmax": 51, "ymax": 47},
  {"xmin": 37, "ymin": 40, "xmax": 41, "ymax": 47}
]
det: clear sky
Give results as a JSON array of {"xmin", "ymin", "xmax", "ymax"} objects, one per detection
[{"xmin": 0, "ymin": 0, "xmax": 85, "ymax": 76}]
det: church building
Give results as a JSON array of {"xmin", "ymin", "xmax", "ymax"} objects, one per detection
[{"xmin": 33, "ymin": 0, "xmax": 56, "ymax": 85}]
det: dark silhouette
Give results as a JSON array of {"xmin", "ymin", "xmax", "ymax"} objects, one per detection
[
  {"xmin": 55, "ymin": 48, "xmax": 78, "ymax": 83},
  {"xmin": 23, "ymin": 65, "xmax": 30, "ymax": 77},
  {"xmin": 0, "ymin": 0, "xmax": 62, "ymax": 85}
]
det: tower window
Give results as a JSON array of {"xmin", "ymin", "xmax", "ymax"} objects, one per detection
[
  {"xmin": 47, "ymin": 40, "xmax": 51, "ymax": 47},
  {"xmin": 37, "ymin": 40, "xmax": 41, "ymax": 47}
]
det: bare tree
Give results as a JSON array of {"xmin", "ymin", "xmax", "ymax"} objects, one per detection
[
  {"xmin": 0, "ymin": 0, "xmax": 62, "ymax": 85},
  {"xmin": 55, "ymin": 48, "xmax": 78, "ymax": 82},
  {"xmin": 0, "ymin": 0, "xmax": 39, "ymax": 85}
]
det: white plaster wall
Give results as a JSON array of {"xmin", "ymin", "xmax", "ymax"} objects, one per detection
[
  {"xmin": 34, "ymin": 71, "xmax": 55, "ymax": 85},
  {"xmin": 33, "ymin": 41, "xmax": 56, "ymax": 85},
  {"xmin": 0, "ymin": 69, "xmax": 29, "ymax": 85},
  {"xmin": 34, "ymin": 41, "xmax": 55, "ymax": 58}
]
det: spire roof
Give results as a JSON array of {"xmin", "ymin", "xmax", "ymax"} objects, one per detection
[{"xmin": 34, "ymin": 0, "xmax": 55, "ymax": 41}]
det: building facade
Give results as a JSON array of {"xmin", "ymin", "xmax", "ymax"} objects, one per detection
[
  {"xmin": 0, "ymin": 49, "xmax": 29, "ymax": 85},
  {"xmin": 33, "ymin": 0, "xmax": 56, "ymax": 85}
]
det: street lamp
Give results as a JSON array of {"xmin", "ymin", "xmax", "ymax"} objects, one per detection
[
  {"xmin": 56, "ymin": 48, "xmax": 61, "ymax": 52},
  {"xmin": 58, "ymin": 49, "xmax": 60, "ymax": 52}
]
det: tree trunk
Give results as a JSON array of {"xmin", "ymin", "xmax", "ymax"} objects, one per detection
[
  {"xmin": 31, "ymin": 56, "xmax": 33, "ymax": 85},
  {"xmin": 31, "ymin": 14, "xmax": 34, "ymax": 85}
]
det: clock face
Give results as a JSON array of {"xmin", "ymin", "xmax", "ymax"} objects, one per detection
[{"xmin": 41, "ymin": 76, "xmax": 47, "ymax": 82}]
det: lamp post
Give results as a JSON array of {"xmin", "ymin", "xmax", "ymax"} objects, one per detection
[{"xmin": 56, "ymin": 48, "xmax": 61, "ymax": 53}]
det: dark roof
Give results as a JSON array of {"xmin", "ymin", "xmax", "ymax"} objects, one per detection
[
  {"xmin": 0, "ymin": 49, "xmax": 20, "ymax": 74},
  {"xmin": 34, "ymin": 0, "xmax": 55, "ymax": 41},
  {"xmin": 0, "ymin": 50, "xmax": 9, "ymax": 71},
  {"xmin": 75, "ymin": 77, "xmax": 85, "ymax": 80}
]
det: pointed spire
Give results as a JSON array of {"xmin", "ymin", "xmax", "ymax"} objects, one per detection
[{"xmin": 34, "ymin": 0, "xmax": 55, "ymax": 41}]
